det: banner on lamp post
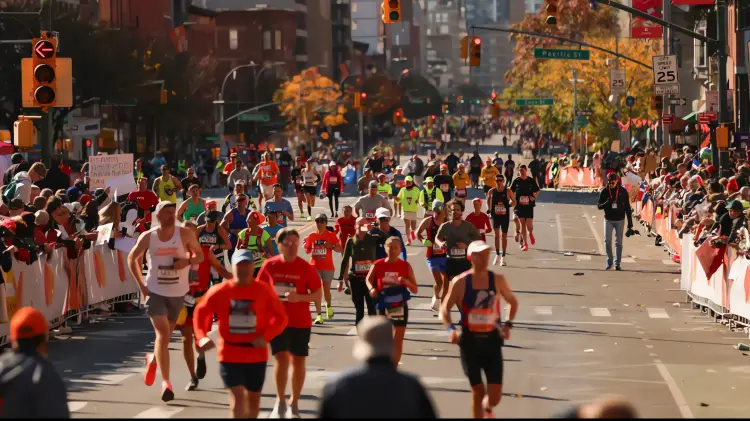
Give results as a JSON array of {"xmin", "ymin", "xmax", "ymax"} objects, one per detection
[{"xmin": 631, "ymin": 0, "xmax": 663, "ymax": 39}]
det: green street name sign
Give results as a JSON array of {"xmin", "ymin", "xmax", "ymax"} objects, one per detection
[
  {"xmin": 534, "ymin": 48, "xmax": 590, "ymax": 61},
  {"xmin": 239, "ymin": 113, "xmax": 270, "ymax": 122},
  {"xmin": 515, "ymin": 98, "xmax": 554, "ymax": 106}
]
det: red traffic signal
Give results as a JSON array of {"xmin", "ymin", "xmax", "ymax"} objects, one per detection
[
  {"xmin": 396, "ymin": 111, "xmax": 402, "ymax": 117},
  {"xmin": 33, "ymin": 39, "xmax": 55, "ymax": 59},
  {"xmin": 361, "ymin": 92, "xmax": 367, "ymax": 99},
  {"xmin": 473, "ymin": 37, "xmax": 481, "ymax": 45},
  {"xmin": 85, "ymin": 139, "xmax": 92, "ymax": 147}
]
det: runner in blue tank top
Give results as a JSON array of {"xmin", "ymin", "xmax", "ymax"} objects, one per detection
[{"xmin": 440, "ymin": 240, "xmax": 518, "ymax": 419}]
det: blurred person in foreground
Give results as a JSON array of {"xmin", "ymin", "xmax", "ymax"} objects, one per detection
[
  {"xmin": 0, "ymin": 307, "xmax": 69, "ymax": 418},
  {"xmin": 555, "ymin": 395, "xmax": 637, "ymax": 418},
  {"xmin": 317, "ymin": 316, "xmax": 437, "ymax": 419}
]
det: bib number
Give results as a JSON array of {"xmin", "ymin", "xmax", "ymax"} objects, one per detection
[
  {"xmin": 612, "ymin": 203, "xmax": 618, "ymax": 209},
  {"xmin": 229, "ymin": 312, "xmax": 257, "ymax": 335},
  {"xmin": 274, "ymin": 282, "xmax": 296, "ymax": 301},
  {"xmin": 450, "ymin": 248, "xmax": 466, "ymax": 258},
  {"xmin": 494, "ymin": 205, "xmax": 507, "ymax": 215},
  {"xmin": 157, "ymin": 265, "xmax": 178, "ymax": 284},
  {"xmin": 354, "ymin": 261, "xmax": 373, "ymax": 274},
  {"xmin": 440, "ymin": 184, "xmax": 449, "ymax": 192},
  {"xmin": 467, "ymin": 309, "xmax": 496, "ymax": 333},
  {"xmin": 313, "ymin": 246, "xmax": 327, "ymax": 257},
  {"xmin": 330, "ymin": 177, "xmax": 338, "ymax": 183},
  {"xmin": 386, "ymin": 305, "xmax": 405, "ymax": 320},
  {"xmin": 365, "ymin": 212, "xmax": 375, "ymax": 219},
  {"xmin": 519, "ymin": 196, "xmax": 530, "ymax": 205},
  {"xmin": 456, "ymin": 189, "xmax": 467, "ymax": 198}
]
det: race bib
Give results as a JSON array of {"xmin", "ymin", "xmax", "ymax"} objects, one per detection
[
  {"xmin": 274, "ymin": 281, "xmax": 296, "ymax": 301},
  {"xmin": 157, "ymin": 265, "xmax": 178, "ymax": 284},
  {"xmin": 433, "ymin": 243, "xmax": 445, "ymax": 252},
  {"xmin": 330, "ymin": 177, "xmax": 338, "ymax": 183},
  {"xmin": 295, "ymin": 177, "xmax": 303, "ymax": 185},
  {"xmin": 450, "ymin": 248, "xmax": 466, "ymax": 258},
  {"xmin": 519, "ymin": 196, "xmax": 530, "ymax": 205},
  {"xmin": 229, "ymin": 300, "xmax": 256, "ymax": 334},
  {"xmin": 184, "ymin": 294, "xmax": 196, "ymax": 307},
  {"xmin": 383, "ymin": 272, "xmax": 399, "ymax": 286},
  {"xmin": 354, "ymin": 260, "xmax": 373, "ymax": 274},
  {"xmin": 467, "ymin": 309, "xmax": 495, "ymax": 333},
  {"xmin": 379, "ymin": 191, "xmax": 389, "ymax": 197},
  {"xmin": 456, "ymin": 189, "xmax": 467, "ymax": 198},
  {"xmin": 313, "ymin": 246, "xmax": 327, "ymax": 257},
  {"xmin": 440, "ymin": 184, "xmax": 449, "ymax": 192},
  {"xmin": 385, "ymin": 305, "xmax": 405, "ymax": 320},
  {"xmin": 612, "ymin": 203, "xmax": 618, "ymax": 209},
  {"xmin": 365, "ymin": 211, "xmax": 375, "ymax": 219},
  {"xmin": 494, "ymin": 205, "xmax": 507, "ymax": 215}
]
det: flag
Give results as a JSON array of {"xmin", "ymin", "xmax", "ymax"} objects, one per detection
[
  {"xmin": 696, "ymin": 240, "xmax": 726, "ymax": 279},
  {"xmin": 692, "ymin": 159, "xmax": 701, "ymax": 171},
  {"xmin": 700, "ymin": 135, "xmax": 710, "ymax": 148},
  {"xmin": 638, "ymin": 183, "xmax": 647, "ymax": 203}
]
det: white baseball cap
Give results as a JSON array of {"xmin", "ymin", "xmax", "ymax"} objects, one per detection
[
  {"xmin": 467, "ymin": 241, "xmax": 491, "ymax": 256},
  {"xmin": 375, "ymin": 207, "xmax": 391, "ymax": 219}
]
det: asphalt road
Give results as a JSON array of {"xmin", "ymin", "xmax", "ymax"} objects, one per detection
[{"xmin": 33, "ymin": 135, "xmax": 750, "ymax": 418}]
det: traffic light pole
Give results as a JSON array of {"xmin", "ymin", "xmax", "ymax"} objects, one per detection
[
  {"xmin": 39, "ymin": 4, "xmax": 52, "ymax": 166},
  {"xmin": 358, "ymin": 108, "xmax": 364, "ymax": 159}
]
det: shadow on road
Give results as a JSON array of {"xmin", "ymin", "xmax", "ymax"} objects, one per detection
[{"xmin": 515, "ymin": 290, "xmax": 585, "ymax": 297}]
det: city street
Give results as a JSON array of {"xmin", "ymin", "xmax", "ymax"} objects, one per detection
[{"xmin": 47, "ymin": 164, "xmax": 750, "ymax": 418}]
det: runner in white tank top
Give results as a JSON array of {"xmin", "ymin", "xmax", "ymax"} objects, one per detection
[{"xmin": 127, "ymin": 201, "xmax": 204, "ymax": 402}]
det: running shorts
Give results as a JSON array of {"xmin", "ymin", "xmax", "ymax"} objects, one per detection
[
  {"xmin": 303, "ymin": 186, "xmax": 317, "ymax": 195},
  {"xmin": 459, "ymin": 329, "xmax": 504, "ymax": 386},
  {"xmin": 317, "ymin": 270, "xmax": 335, "ymax": 285},
  {"xmin": 270, "ymin": 327, "xmax": 311, "ymax": 357},
  {"xmin": 446, "ymin": 258, "xmax": 472, "ymax": 282},
  {"xmin": 403, "ymin": 211, "xmax": 417, "ymax": 221},
  {"xmin": 426, "ymin": 256, "xmax": 447, "ymax": 272},
  {"xmin": 515, "ymin": 206, "xmax": 534, "ymax": 219},
  {"xmin": 492, "ymin": 216, "xmax": 510, "ymax": 233},
  {"xmin": 377, "ymin": 304, "xmax": 409, "ymax": 327},
  {"xmin": 219, "ymin": 361, "xmax": 267, "ymax": 392},
  {"xmin": 144, "ymin": 293, "xmax": 184, "ymax": 323}
]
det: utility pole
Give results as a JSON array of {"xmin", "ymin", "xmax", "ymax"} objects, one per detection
[
  {"xmin": 573, "ymin": 70, "xmax": 579, "ymax": 150},
  {"xmin": 662, "ymin": 0, "xmax": 673, "ymax": 147},
  {"xmin": 39, "ymin": 1, "xmax": 53, "ymax": 166},
  {"xmin": 358, "ymin": 108, "xmax": 364, "ymax": 159},
  {"xmin": 715, "ymin": 0, "xmax": 728, "ymax": 168}
]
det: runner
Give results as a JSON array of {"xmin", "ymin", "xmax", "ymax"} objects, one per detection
[
  {"xmin": 303, "ymin": 214, "xmax": 343, "ymax": 325},
  {"xmin": 256, "ymin": 228, "xmax": 323, "ymax": 419},
  {"xmin": 418, "ymin": 177, "xmax": 445, "ymax": 220},
  {"xmin": 222, "ymin": 181, "xmax": 258, "ymax": 214},
  {"xmin": 372, "ymin": 207, "xmax": 407, "ymax": 260},
  {"xmin": 236, "ymin": 211, "xmax": 274, "ymax": 276},
  {"xmin": 220, "ymin": 193, "xmax": 251, "ymax": 260},
  {"xmin": 435, "ymin": 200, "xmax": 481, "ymax": 301},
  {"xmin": 395, "ymin": 176, "xmax": 421, "ymax": 245},
  {"xmin": 453, "ymin": 164, "xmax": 471, "ymax": 205},
  {"xmin": 353, "ymin": 181, "xmax": 391, "ymax": 222},
  {"xmin": 262, "ymin": 211, "xmax": 285, "ymax": 256},
  {"xmin": 510, "ymin": 164, "xmax": 540, "ymax": 251},
  {"xmin": 153, "ymin": 165, "xmax": 183, "ymax": 204},
  {"xmin": 127, "ymin": 201, "xmax": 204, "ymax": 402},
  {"xmin": 486, "ymin": 174, "xmax": 515, "ymax": 266},
  {"xmin": 390, "ymin": 166, "xmax": 407, "ymax": 218},
  {"xmin": 301, "ymin": 161, "xmax": 320, "ymax": 221},
  {"xmin": 376, "ymin": 173, "xmax": 393, "ymax": 207},
  {"xmin": 263, "ymin": 183, "xmax": 294, "ymax": 227},
  {"xmin": 366, "ymin": 237, "xmax": 418, "ymax": 366},
  {"xmin": 290, "ymin": 158, "xmax": 307, "ymax": 219},
  {"xmin": 192, "ymin": 249, "xmax": 288, "ymax": 419},
  {"xmin": 440, "ymin": 241, "xmax": 518, "ymax": 419},
  {"xmin": 321, "ymin": 161, "xmax": 343, "ymax": 217},
  {"xmin": 416, "ymin": 200, "xmax": 447, "ymax": 311},
  {"xmin": 433, "ymin": 165, "xmax": 454, "ymax": 203},
  {"xmin": 176, "ymin": 221, "xmax": 232, "ymax": 391},
  {"xmin": 334, "ymin": 205, "xmax": 357, "ymax": 293},
  {"xmin": 255, "ymin": 152, "xmax": 280, "ymax": 203},
  {"xmin": 503, "ymin": 154, "xmax": 516, "ymax": 185},
  {"xmin": 465, "ymin": 198, "xmax": 492, "ymax": 243},
  {"xmin": 338, "ymin": 217, "xmax": 381, "ymax": 325},
  {"xmin": 480, "ymin": 158, "xmax": 500, "ymax": 195},
  {"xmin": 177, "ymin": 184, "xmax": 206, "ymax": 222}
]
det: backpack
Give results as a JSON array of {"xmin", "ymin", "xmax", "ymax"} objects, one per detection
[{"xmin": 2, "ymin": 179, "xmax": 22, "ymax": 205}]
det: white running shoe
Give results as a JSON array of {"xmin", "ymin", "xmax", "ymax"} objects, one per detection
[
  {"xmin": 431, "ymin": 296, "xmax": 439, "ymax": 311},
  {"xmin": 493, "ymin": 254, "xmax": 499, "ymax": 265},
  {"xmin": 500, "ymin": 256, "xmax": 506, "ymax": 266},
  {"xmin": 269, "ymin": 400, "xmax": 287, "ymax": 418}
]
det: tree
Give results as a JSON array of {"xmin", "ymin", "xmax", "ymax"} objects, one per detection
[{"xmin": 272, "ymin": 68, "xmax": 347, "ymax": 131}]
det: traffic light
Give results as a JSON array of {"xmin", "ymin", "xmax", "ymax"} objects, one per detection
[
  {"xmin": 382, "ymin": 0, "xmax": 401, "ymax": 24},
  {"xmin": 460, "ymin": 36, "xmax": 469, "ymax": 59},
  {"xmin": 469, "ymin": 36, "xmax": 481, "ymax": 67},
  {"xmin": 160, "ymin": 89, "xmax": 168, "ymax": 104},
  {"xmin": 442, "ymin": 105, "xmax": 449, "ymax": 114},
  {"xmin": 393, "ymin": 108, "xmax": 405, "ymax": 125},
  {"xmin": 31, "ymin": 36, "xmax": 57, "ymax": 107},
  {"xmin": 13, "ymin": 117, "xmax": 36, "ymax": 148},
  {"xmin": 545, "ymin": 0, "xmax": 558, "ymax": 25},
  {"xmin": 354, "ymin": 92, "xmax": 367, "ymax": 110},
  {"xmin": 651, "ymin": 95, "xmax": 664, "ymax": 111}
]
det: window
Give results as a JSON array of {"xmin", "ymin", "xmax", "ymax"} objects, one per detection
[
  {"xmin": 275, "ymin": 30, "xmax": 282, "ymax": 50},
  {"xmin": 351, "ymin": 1, "xmax": 357, "ymax": 12},
  {"xmin": 229, "ymin": 29, "xmax": 238, "ymax": 50},
  {"xmin": 439, "ymin": 25, "xmax": 449, "ymax": 34},
  {"xmin": 263, "ymin": 30, "xmax": 272, "ymax": 50},
  {"xmin": 694, "ymin": 25, "xmax": 707, "ymax": 68}
]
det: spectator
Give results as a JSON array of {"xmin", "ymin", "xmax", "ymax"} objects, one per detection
[
  {"xmin": 180, "ymin": 168, "xmax": 200, "ymax": 201},
  {"xmin": 36, "ymin": 156, "xmax": 69, "ymax": 193},
  {"xmin": 555, "ymin": 395, "xmax": 636, "ymax": 418},
  {"xmin": 317, "ymin": 316, "xmax": 437, "ymax": 418},
  {"xmin": 6, "ymin": 162, "xmax": 47, "ymax": 205},
  {"xmin": 3, "ymin": 153, "xmax": 29, "ymax": 185},
  {"xmin": 0, "ymin": 307, "xmax": 70, "ymax": 418}
]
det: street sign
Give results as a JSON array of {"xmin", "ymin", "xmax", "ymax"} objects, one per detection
[
  {"xmin": 238, "ymin": 113, "xmax": 270, "ymax": 122},
  {"xmin": 609, "ymin": 68, "xmax": 626, "ymax": 96},
  {"xmin": 576, "ymin": 110, "xmax": 593, "ymax": 117},
  {"xmin": 662, "ymin": 114, "xmax": 675, "ymax": 124},
  {"xmin": 534, "ymin": 48, "xmax": 590, "ymax": 61},
  {"xmin": 652, "ymin": 55, "xmax": 679, "ymax": 95},
  {"xmin": 576, "ymin": 116, "xmax": 589, "ymax": 128},
  {"xmin": 705, "ymin": 90, "xmax": 719, "ymax": 115},
  {"xmin": 668, "ymin": 98, "xmax": 687, "ymax": 106},
  {"xmin": 698, "ymin": 113, "xmax": 714, "ymax": 124},
  {"xmin": 515, "ymin": 98, "xmax": 554, "ymax": 106},
  {"xmin": 33, "ymin": 39, "xmax": 55, "ymax": 59},
  {"xmin": 626, "ymin": 96, "xmax": 635, "ymax": 107}
]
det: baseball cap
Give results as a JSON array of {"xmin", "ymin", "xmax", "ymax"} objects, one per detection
[
  {"xmin": 377, "ymin": 173, "xmax": 386, "ymax": 179},
  {"xmin": 34, "ymin": 210, "xmax": 49, "ymax": 226},
  {"xmin": 248, "ymin": 210, "xmax": 265, "ymax": 224},
  {"xmin": 432, "ymin": 200, "xmax": 445, "ymax": 211},
  {"xmin": 155, "ymin": 201, "xmax": 176, "ymax": 215},
  {"xmin": 368, "ymin": 180, "xmax": 378, "ymax": 188},
  {"xmin": 405, "ymin": 176, "xmax": 414, "ymax": 182},
  {"xmin": 314, "ymin": 213, "xmax": 328, "ymax": 223},
  {"xmin": 79, "ymin": 194, "xmax": 92, "ymax": 206},
  {"xmin": 728, "ymin": 200, "xmax": 744, "ymax": 212},
  {"xmin": 353, "ymin": 316, "xmax": 394, "ymax": 361},
  {"xmin": 206, "ymin": 200, "xmax": 217, "ymax": 209},
  {"xmin": 231, "ymin": 249, "xmax": 256, "ymax": 265},
  {"xmin": 375, "ymin": 207, "xmax": 391, "ymax": 219},
  {"xmin": 329, "ymin": 161, "xmax": 337, "ymax": 167},
  {"xmin": 440, "ymin": 164, "xmax": 448, "ymax": 170},
  {"xmin": 10, "ymin": 306, "xmax": 47, "ymax": 340},
  {"xmin": 467, "ymin": 241, "xmax": 491, "ymax": 256},
  {"xmin": 472, "ymin": 198, "xmax": 482, "ymax": 204},
  {"xmin": 425, "ymin": 177, "xmax": 435, "ymax": 184},
  {"xmin": 235, "ymin": 179, "xmax": 246, "ymax": 185}
]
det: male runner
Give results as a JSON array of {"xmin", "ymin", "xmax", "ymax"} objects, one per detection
[
  {"xmin": 452, "ymin": 164, "xmax": 471, "ymax": 205},
  {"xmin": 127, "ymin": 201, "xmax": 204, "ymax": 401},
  {"xmin": 416, "ymin": 200, "xmax": 447, "ymax": 311},
  {"xmin": 480, "ymin": 158, "xmax": 499, "ymax": 194},
  {"xmin": 440, "ymin": 241, "xmax": 518, "ymax": 419},
  {"xmin": 465, "ymin": 198, "xmax": 492, "ymax": 243},
  {"xmin": 510, "ymin": 164, "xmax": 540, "ymax": 251},
  {"xmin": 338, "ymin": 217, "xmax": 381, "ymax": 325},
  {"xmin": 433, "ymin": 165, "xmax": 454, "ymax": 203},
  {"xmin": 263, "ymin": 183, "xmax": 295, "ymax": 227},
  {"xmin": 256, "ymin": 228, "xmax": 322, "ymax": 418},
  {"xmin": 193, "ymin": 249, "xmax": 288, "ymax": 419},
  {"xmin": 353, "ymin": 181, "xmax": 391, "ymax": 222},
  {"xmin": 255, "ymin": 152, "xmax": 280, "ymax": 202},
  {"xmin": 303, "ymin": 214, "xmax": 343, "ymax": 325},
  {"xmin": 503, "ymin": 154, "xmax": 516, "ymax": 185},
  {"xmin": 486, "ymin": 174, "xmax": 515, "ymax": 266},
  {"xmin": 435, "ymin": 200, "xmax": 481, "ymax": 298},
  {"xmin": 290, "ymin": 157, "xmax": 307, "ymax": 218},
  {"xmin": 395, "ymin": 176, "xmax": 421, "ymax": 245},
  {"xmin": 418, "ymin": 177, "xmax": 444, "ymax": 219}
]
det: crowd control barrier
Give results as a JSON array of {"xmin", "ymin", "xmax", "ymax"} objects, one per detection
[
  {"xmin": 632, "ymin": 197, "xmax": 750, "ymax": 335},
  {"xmin": 0, "ymin": 242, "xmax": 138, "ymax": 347},
  {"xmin": 558, "ymin": 167, "xmax": 601, "ymax": 189}
]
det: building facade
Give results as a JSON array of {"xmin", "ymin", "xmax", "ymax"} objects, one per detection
[{"xmin": 424, "ymin": 0, "xmax": 469, "ymax": 93}]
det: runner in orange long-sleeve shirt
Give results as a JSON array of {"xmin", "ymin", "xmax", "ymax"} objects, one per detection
[{"xmin": 193, "ymin": 249, "xmax": 288, "ymax": 419}]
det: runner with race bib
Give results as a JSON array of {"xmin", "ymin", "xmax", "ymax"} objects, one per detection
[
  {"xmin": 354, "ymin": 180, "xmax": 391, "ymax": 223},
  {"xmin": 510, "ymin": 164, "xmax": 540, "ymax": 252},
  {"xmin": 416, "ymin": 200, "xmax": 447, "ymax": 311}
]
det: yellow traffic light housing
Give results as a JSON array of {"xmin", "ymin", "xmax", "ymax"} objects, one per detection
[
  {"xmin": 652, "ymin": 95, "xmax": 663, "ymax": 111},
  {"xmin": 393, "ymin": 108, "xmax": 405, "ymax": 125},
  {"xmin": 469, "ymin": 36, "xmax": 481, "ymax": 67},
  {"xmin": 545, "ymin": 0, "xmax": 558, "ymax": 25},
  {"xmin": 382, "ymin": 0, "xmax": 401, "ymax": 24},
  {"xmin": 460, "ymin": 36, "xmax": 469, "ymax": 59},
  {"xmin": 14, "ymin": 116, "xmax": 38, "ymax": 149},
  {"xmin": 442, "ymin": 104, "xmax": 449, "ymax": 115},
  {"xmin": 160, "ymin": 89, "xmax": 169, "ymax": 105}
]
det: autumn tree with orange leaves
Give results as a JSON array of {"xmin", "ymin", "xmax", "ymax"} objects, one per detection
[{"xmin": 273, "ymin": 67, "xmax": 347, "ymax": 131}]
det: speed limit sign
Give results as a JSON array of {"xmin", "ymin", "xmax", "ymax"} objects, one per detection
[
  {"xmin": 610, "ymin": 68, "xmax": 626, "ymax": 95},
  {"xmin": 652, "ymin": 55, "xmax": 679, "ymax": 95}
]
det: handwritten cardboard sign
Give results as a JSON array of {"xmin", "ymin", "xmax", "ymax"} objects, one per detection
[{"xmin": 89, "ymin": 154, "xmax": 134, "ymax": 190}]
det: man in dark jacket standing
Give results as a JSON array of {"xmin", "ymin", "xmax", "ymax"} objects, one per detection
[
  {"xmin": 35, "ymin": 156, "xmax": 70, "ymax": 192},
  {"xmin": 0, "ymin": 307, "xmax": 69, "ymax": 418},
  {"xmin": 597, "ymin": 173, "xmax": 633, "ymax": 271},
  {"xmin": 318, "ymin": 316, "xmax": 437, "ymax": 418},
  {"xmin": 3, "ymin": 153, "xmax": 29, "ymax": 186}
]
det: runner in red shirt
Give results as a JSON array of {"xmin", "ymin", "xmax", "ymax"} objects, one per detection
[
  {"xmin": 304, "ymin": 214, "xmax": 343, "ymax": 325},
  {"xmin": 365, "ymin": 237, "xmax": 418, "ymax": 367},
  {"xmin": 193, "ymin": 248, "xmax": 287, "ymax": 419},
  {"xmin": 334, "ymin": 205, "xmax": 356, "ymax": 292},
  {"xmin": 256, "ymin": 228, "xmax": 322, "ymax": 418},
  {"xmin": 128, "ymin": 177, "xmax": 159, "ymax": 232},
  {"xmin": 465, "ymin": 198, "xmax": 492, "ymax": 242}
]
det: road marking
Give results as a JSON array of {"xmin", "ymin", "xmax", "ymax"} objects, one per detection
[
  {"xmin": 68, "ymin": 402, "xmax": 88, "ymax": 413},
  {"xmin": 515, "ymin": 320, "xmax": 633, "ymax": 326},
  {"xmin": 534, "ymin": 306, "xmax": 553, "ymax": 315},
  {"xmin": 655, "ymin": 362, "xmax": 694, "ymax": 418},
  {"xmin": 69, "ymin": 373, "xmax": 135, "ymax": 385},
  {"xmin": 529, "ymin": 373, "xmax": 665, "ymax": 385},
  {"xmin": 133, "ymin": 407, "xmax": 184, "ymax": 418},
  {"xmin": 589, "ymin": 308, "xmax": 611, "ymax": 317},
  {"xmin": 576, "ymin": 255, "xmax": 592, "ymax": 261},
  {"xmin": 555, "ymin": 214, "xmax": 564, "ymax": 251},
  {"xmin": 621, "ymin": 257, "xmax": 636, "ymax": 263},
  {"xmin": 583, "ymin": 211, "xmax": 605, "ymax": 256},
  {"xmin": 647, "ymin": 308, "xmax": 670, "ymax": 319}
]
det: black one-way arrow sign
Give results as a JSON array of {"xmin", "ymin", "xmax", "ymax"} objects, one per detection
[{"xmin": 668, "ymin": 98, "xmax": 687, "ymax": 106}]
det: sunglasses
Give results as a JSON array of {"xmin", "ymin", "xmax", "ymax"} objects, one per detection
[
  {"xmin": 434, "ymin": 206, "xmax": 445, "ymax": 211},
  {"xmin": 315, "ymin": 220, "xmax": 327, "ymax": 224},
  {"xmin": 378, "ymin": 217, "xmax": 390, "ymax": 222}
]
